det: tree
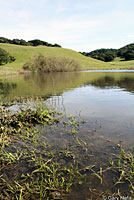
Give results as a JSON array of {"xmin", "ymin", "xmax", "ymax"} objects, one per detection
[
  {"xmin": 117, "ymin": 43, "xmax": 134, "ymax": 60},
  {"xmin": 104, "ymin": 53, "xmax": 115, "ymax": 62},
  {"xmin": 124, "ymin": 52, "xmax": 134, "ymax": 61},
  {"xmin": 0, "ymin": 48, "xmax": 10, "ymax": 65},
  {"xmin": 28, "ymin": 39, "xmax": 44, "ymax": 46},
  {"xmin": 81, "ymin": 48, "xmax": 117, "ymax": 62},
  {"xmin": 53, "ymin": 43, "xmax": 61, "ymax": 47},
  {"xmin": 0, "ymin": 48, "xmax": 15, "ymax": 65},
  {"xmin": 0, "ymin": 36, "xmax": 62, "ymax": 48},
  {"xmin": 0, "ymin": 37, "xmax": 11, "ymax": 43}
]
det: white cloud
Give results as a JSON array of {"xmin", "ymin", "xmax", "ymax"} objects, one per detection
[
  {"xmin": 0, "ymin": 0, "xmax": 134, "ymax": 51},
  {"xmin": 52, "ymin": 19, "xmax": 99, "ymax": 31},
  {"xmin": 127, "ymin": 35, "xmax": 134, "ymax": 38}
]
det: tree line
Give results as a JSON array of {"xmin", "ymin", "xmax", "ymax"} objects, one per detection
[
  {"xmin": 80, "ymin": 43, "xmax": 134, "ymax": 62},
  {"xmin": 0, "ymin": 37, "xmax": 62, "ymax": 48}
]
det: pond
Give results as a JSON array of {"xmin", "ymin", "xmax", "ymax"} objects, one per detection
[
  {"xmin": 1, "ymin": 70, "xmax": 134, "ymax": 147},
  {"xmin": 1, "ymin": 70, "xmax": 134, "ymax": 199}
]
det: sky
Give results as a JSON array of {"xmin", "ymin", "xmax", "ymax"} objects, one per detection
[{"xmin": 0, "ymin": 0, "xmax": 134, "ymax": 52}]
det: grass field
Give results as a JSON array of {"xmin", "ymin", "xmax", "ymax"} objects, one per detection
[{"xmin": 0, "ymin": 43, "xmax": 134, "ymax": 72}]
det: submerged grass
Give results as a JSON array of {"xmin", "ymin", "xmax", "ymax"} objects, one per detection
[
  {"xmin": 0, "ymin": 98, "xmax": 82, "ymax": 199},
  {"xmin": 0, "ymin": 97, "xmax": 134, "ymax": 199}
]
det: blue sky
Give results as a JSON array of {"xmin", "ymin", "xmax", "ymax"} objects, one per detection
[{"xmin": 0, "ymin": 0, "xmax": 134, "ymax": 51}]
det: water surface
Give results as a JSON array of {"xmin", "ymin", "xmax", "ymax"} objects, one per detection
[
  {"xmin": 1, "ymin": 70, "xmax": 134, "ymax": 198},
  {"xmin": 1, "ymin": 70, "xmax": 134, "ymax": 147}
]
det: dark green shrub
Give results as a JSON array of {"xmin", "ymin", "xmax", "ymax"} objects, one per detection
[
  {"xmin": 23, "ymin": 63, "xmax": 30, "ymax": 70},
  {"xmin": 0, "ymin": 48, "xmax": 10, "ymax": 65},
  {"xmin": 123, "ymin": 51, "xmax": 134, "ymax": 61},
  {"xmin": 9, "ymin": 55, "xmax": 16, "ymax": 62},
  {"xmin": 0, "ymin": 48, "xmax": 15, "ymax": 65}
]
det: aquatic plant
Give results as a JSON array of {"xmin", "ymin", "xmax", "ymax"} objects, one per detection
[{"xmin": 0, "ymin": 98, "xmax": 134, "ymax": 199}]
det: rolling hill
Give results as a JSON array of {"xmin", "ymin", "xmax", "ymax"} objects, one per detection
[
  {"xmin": 80, "ymin": 43, "xmax": 134, "ymax": 64},
  {"xmin": 0, "ymin": 43, "xmax": 134, "ymax": 72},
  {"xmin": 0, "ymin": 43, "xmax": 111, "ymax": 71}
]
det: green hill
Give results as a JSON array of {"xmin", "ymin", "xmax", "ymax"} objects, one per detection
[
  {"xmin": 0, "ymin": 43, "xmax": 111, "ymax": 71},
  {"xmin": 0, "ymin": 43, "xmax": 134, "ymax": 73},
  {"xmin": 118, "ymin": 43, "xmax": 134, "ymax": 53},
  {"xmin": 81, "ymin": 43, "xmax": 134, "ymax": 64},
  {"xmin": 117, "ymin": 43, "xmax": 134, "ymax": 60}
]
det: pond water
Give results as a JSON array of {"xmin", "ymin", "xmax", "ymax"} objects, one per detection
[
  {"xmin": 1, "ymin": 70, "xmax": 134, "ymax": 148},
  {"xmin": 1, "ymin": 70, "xmax": 134, "ymax": 199}
]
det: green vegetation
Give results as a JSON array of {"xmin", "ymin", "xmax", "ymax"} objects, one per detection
[
  {"xmin": 0, "ymin": 43, "xmax": 134, "ymax": 73},
  {"xmin": 0, "ymin": 43, "xmax": 110, "ymax": 72},
  {"xmin": 23, "ymin": 54, "xmax": 80, "ymax": 72},
  {"xmin": 0, "ymin": 98, "xmax": 88, "ymax": 199},
  {"xmin": 118, "ymin": 43, "xmax": 134, "ymax": 61},
  {"xmin": 0, "ymin": 37, "xmax": 61, "ymax": 48},
  {"xmin": 0, "ymin": 48, "xmax": 15, "ymax": 65},
  {"xmin": 1, "ymin": 37, "xmax": 133, "ymax": 63},
  {"xmin": 80, "ymin": 48, "xmax": 117, "ymax": 62},
  {"xmin": 0, "ymin": 99, "xmax": 77, "ymax": 199},
  {"xmin": 81, "ymin": 43, "xmax": 134, "ymax": 62},
  {"xmin": 0, "ymin": 98, "xmax": 134, "ymax": 199}
]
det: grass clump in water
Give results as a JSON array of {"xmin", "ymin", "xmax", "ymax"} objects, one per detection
[
  {"xmin": 23, "ymin": 54, "xmax": 81, "ymax": 72},
  {"xmin": 0, "ymin": 99, "xmax": 81, "ymax": 199},
  {"xmin": 0, "ymin": 98, "xmax": 134, "ymax": 199}
]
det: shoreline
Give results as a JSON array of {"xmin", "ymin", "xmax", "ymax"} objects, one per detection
[{"xmin": 1, "ymin": 68, "xmax": 134, "ymax": 77}]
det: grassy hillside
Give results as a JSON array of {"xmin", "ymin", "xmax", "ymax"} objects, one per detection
[
  {"xmin": 0, "ymin": 43, "xmax": 134, "ymax": 72},
  {"xmin": 0, "ymin": 43, "xmax": 111, "ymax": 71},
  {"xmin": 110, "ymin": 57, "xmax": 134, "ymax": 68}
]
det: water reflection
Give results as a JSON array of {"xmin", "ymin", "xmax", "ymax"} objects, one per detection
[
  {"xmin": 90, "ymin": 75, "xmax": 134, "ymax": 93},
  {"xmin": 1, "ymin": 71, "xmax": 134, "ymax": 148},
  {"xmin": 1, "ymin": 71, "xmax": 134, "ymax": 99},
  {"xmin": 0, "ymin": 80, "xmax": 17, "ymax": 96},
  {"xmin": 1, "ymin": 71, "xmax": 134, "ymax": 198}
]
